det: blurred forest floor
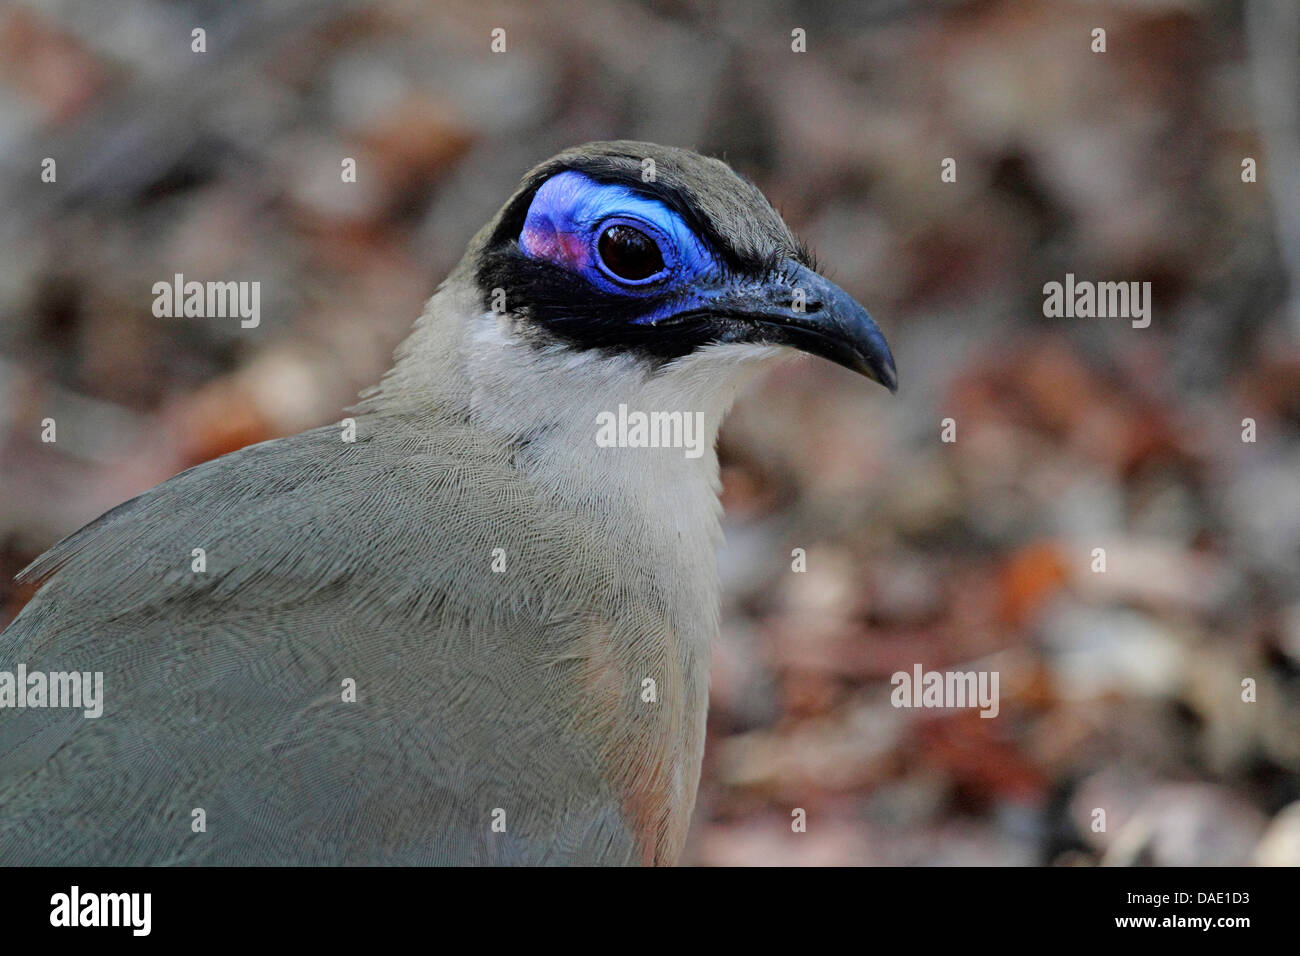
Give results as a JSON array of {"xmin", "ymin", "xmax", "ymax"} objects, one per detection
[{"xmin": 0, "ymin": 0, "xmax": 1298, "ymax": 864}]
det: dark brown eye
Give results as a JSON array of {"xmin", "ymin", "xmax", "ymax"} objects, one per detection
[{"xmin": 597, "ymin": 224, "xmax": 665, "ymax": 281}]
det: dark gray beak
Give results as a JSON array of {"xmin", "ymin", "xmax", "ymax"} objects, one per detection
[{"xmin": 701, "ymin": 260, "xmax": 897, "ymax": 392}]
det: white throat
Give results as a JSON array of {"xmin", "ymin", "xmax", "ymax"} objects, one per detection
[{"xmin": 372, "ymin": 278, "xmax": 783, "ymax": 555}]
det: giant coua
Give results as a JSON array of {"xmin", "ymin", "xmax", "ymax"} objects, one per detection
[{"xmin": 0, "ymin": 141, "xmax": 895, "ymax": 865}]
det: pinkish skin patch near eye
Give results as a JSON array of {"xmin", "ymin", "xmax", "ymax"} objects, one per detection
[{"xmin": 521, "ymin": 220, "xmax": 591, "ymax": 270}]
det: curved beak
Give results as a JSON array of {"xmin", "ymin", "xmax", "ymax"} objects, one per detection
[{"xmin": 695, "ymin": 260, "xmax": 897, "ymax": 392}]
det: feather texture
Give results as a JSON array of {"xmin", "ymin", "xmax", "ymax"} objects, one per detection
[{"xmin": 0, "ymin": 142, "xmax": 798, "ymax": 865}]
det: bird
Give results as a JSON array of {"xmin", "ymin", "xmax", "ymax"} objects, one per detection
[{"xmin": 0, "ymin": 141, "xmax": 895, "ymax": 865}]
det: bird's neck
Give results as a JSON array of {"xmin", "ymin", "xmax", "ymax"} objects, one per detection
[
  {"xmin": 368, "ymin": 278, "xmax": 778, "ymax": 565},
  {"xmin": 364, "ymin": 279, "xmax": 781, "ymax": 864}
]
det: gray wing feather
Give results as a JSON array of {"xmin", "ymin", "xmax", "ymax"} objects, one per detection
[{"xmin": 0, "ymin": 414, "xmax": 639, "ymax": 864}]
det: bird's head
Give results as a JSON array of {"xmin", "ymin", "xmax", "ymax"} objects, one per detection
[{"xmin": 467, "ymin": 141, "xmax": 896, "ymax": 393}]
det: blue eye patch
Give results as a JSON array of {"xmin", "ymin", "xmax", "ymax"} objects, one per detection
[{"xmin": 518, "ymin": 170, "xmax": 719, "ymax": 294}]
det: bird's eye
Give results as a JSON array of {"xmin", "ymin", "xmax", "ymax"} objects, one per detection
[{"xmin": 597, "ymin": 224, "xmax": 666, "ymax": 282}]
